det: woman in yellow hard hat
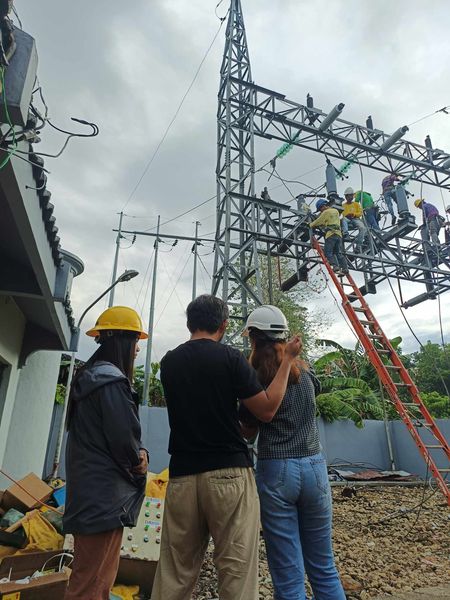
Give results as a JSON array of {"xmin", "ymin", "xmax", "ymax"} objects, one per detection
[{"xmin": 64, "ymin": 306, "xmax": 149, "ymax": 600}]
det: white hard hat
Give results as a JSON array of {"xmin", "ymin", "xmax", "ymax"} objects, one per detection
[
  {"xmin": 344, "ymin": 187, "xmax": 354, "ymax": 196},
  {"xmin": 245, "ymin": 305, "xmax": 289, "ymax": 339}
]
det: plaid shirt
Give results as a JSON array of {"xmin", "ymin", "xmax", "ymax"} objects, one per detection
[{"xmin": 257, "ymin": 370, "xmax": 321, "ymax": 459}]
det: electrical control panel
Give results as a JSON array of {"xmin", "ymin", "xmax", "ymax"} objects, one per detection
[{"xmin": 120, "ymin": 496, "xmax": 164, "ymax": 561}]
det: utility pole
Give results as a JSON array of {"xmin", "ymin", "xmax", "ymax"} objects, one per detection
[
  {"xmin": 109, "ymin": 211, "xmax": 124, "ymax": 307},
  {"xmin": 192, "ymin": 221, "xmax": 200, "ymax": 301},
  {"xmin": 143, "ymin": 215, "xmax": 160, "ymax": 404}
]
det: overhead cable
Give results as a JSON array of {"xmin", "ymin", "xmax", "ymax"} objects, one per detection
[{"xmin": 121, "ymin": 12, "xmax": 228, "ymax": 212}]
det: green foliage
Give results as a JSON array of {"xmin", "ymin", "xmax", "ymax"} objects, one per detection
[
  {"xmin": 228, "ymin": 257, "xmax": 329, "ymax": 354},
  {"xmin": 134, "ymin": 363, "xmax": 166, "ymax": 407},
  {"xmin": 316, "ymin": 375, "xmax": 384, "ymax": 427},
  {"xmin": 421, "ymin": 391, "xmax": 450, "ymax": 418},
  {"xmin": 54, "ymin": 383, "xmax": 66, "ymax": 405},
  {"xmin": 314, "ymin": 337, "xmax": 450, "ymax": 424},
  {"xmin": 408, "ymin": 342, "xmax": 450, "ymax": 397}
]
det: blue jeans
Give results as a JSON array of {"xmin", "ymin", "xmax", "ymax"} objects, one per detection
[
  {"xmin": 323, "ymin": 235, "xmax": 347, "ymax": 271},
  {"xmin": 256, "ymin": 455, "xmax": 345, "ymax": 600},
  {"xmin": 383, "ymin": 190, "xmax": 397, "ymax": 217},
  {"xmin": 364, "ymin": 207, "xmax": 380, "ymax": 230},
  {"xmin": 341, "ymin": 217, "xmax": 367, "ymax": 246}
]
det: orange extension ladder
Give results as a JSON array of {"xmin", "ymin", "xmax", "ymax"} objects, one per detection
[{"xmin": 312, "ymin": 237, "xmax": 450, "ymax": 505}]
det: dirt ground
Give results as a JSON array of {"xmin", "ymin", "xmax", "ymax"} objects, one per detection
[{"xmin": 192, "ymin": 485, "xmax": 450, "ymax": 599}]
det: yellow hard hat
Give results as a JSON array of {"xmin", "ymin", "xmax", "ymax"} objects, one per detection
[
  {"xmin": 86, "ymin": 306, "xmax": 148, "ymax": 339},
  {"xmin": 414, "ymin": 198, "xmax": 424, "ymax": 208}
]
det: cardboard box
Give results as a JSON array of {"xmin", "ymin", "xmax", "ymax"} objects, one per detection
[
  {"xmin": 116, "ymin": 557, "xmax": 157, "ymax": 596},
  {"xmin": 3, "ymin": 474, "xmax": 53, "ymax": 512},
  {"xmin": 0, "ymin": 551, "xmax": 70, "ymax": 600}
]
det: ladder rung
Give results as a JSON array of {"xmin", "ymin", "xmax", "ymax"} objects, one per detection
[
  {"xmin": 425, "ymin": 445, "xmax": 444, "ymax": 449},
  {"xmin": 368, "ymin": 334, "xmax": 383, "ymax": 339},
  {"xmin": 377, "ymin": 349, "xmax": 390, "ymax": 354},
  {"xmin": 401, "ymin": 402, "xmax": 420, "ymax": 407},
  {"xmin": 353, "ymin": 307, "xmax": 366, "ymax": 313},
  {"xmin": 385, "ymin": 365, "xmax": 401, "ymax": 370},
  {"xmin": 438, "ymin": 469, "xmax": 450, "ymax": 473},
  {"xmin": 395, "ymin": 382, "xmax": 412, "ymax": 387},
  {"xmin": 359, "ymin": 319, "xmax": 375, "ymax": 326}
]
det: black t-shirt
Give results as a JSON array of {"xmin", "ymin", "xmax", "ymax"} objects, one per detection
[{"xmin": 160, "ymin": 339, "xmax": 263, "ymax": 476}]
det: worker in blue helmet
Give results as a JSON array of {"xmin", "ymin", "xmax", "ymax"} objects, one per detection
[{"xmin": 310, "ymin": 198, "xmax": 349, "ymax": 275}]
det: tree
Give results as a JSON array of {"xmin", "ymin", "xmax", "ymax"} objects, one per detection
[
  {"xmin": 228, "ymin": 257, "xmax": 330, "ymax": 353},
  {"xmin": 407, "ymin": 342, "xmax": 450, "ymax": 397},
  {"xmin": 134, "ymin": 364, "xmax": 166, "ymax": 407}
]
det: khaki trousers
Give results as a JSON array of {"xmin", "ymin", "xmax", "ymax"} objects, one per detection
[
  {"xmin": 151, "ymin": 467, "xmax": 260, "ymax": 600},
  {"xmin": 65, "ymin": 528, "xmax": 123, "ymax": 600}
]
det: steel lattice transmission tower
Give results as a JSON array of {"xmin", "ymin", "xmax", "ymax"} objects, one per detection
[{"xmin": 212, "ymin": 0, "xmax": 262, "ymax": 325}]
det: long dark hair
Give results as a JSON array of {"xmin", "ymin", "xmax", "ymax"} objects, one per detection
[
  {"xmin": 66, "ymin": 331, "xmax": 138, "ymax": 429},
  {"xmin": 248, "ymin": 329, "xmax": 305, "ymax": 387}
]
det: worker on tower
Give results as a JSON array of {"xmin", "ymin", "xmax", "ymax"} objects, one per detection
[
  {"xmin": 414, "ymin": 198, "xmax": 443, "ymax": 248},
  {"xmin": 309, "ymin": 198, "xmax": 348, "ymax": 274},
  {"xmin": 341, "ymin": 187, "xmax": 369, "ymax": 253},
  {"xmin": 381, "ymin": 172, "xmax": 401, "ymax": 225},
  {"xmin": 151, "ymin": 294, "xmax": 301, "ymax": 600},
  {"xmin": 354, "ymin": 190, "xmax": 380, "ymax": 230},
  {"xmin": 445, "ymin": 205, "xmax": 450, "ymax": 245},
  {"xmin": 64, "ymin": 306, "xmax": 149, "ymax": 600}
]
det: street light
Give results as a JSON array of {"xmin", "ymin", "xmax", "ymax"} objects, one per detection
[{"xmin": 51, "ymin": 269, "xmax": 139, "ymax": 477}]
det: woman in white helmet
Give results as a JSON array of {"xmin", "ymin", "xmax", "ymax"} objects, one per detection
[{"xmin": 240, "ymin": 305, "xmax": 345, "ymax": 600}]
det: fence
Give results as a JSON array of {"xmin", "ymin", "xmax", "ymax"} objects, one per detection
[{"xmin": 44, "ymin": 406, "xmax": 450, "ymax": 480}]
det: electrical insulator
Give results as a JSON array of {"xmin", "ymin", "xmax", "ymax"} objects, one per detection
[{"xmin": 326, "ymin": 162, "xmax": 337, "ymax": 196}]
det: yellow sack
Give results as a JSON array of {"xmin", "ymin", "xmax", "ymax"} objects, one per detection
[
  {"xmin": 110, "ymin": 584, "xmax": 139, "ymax": 600},
  {"xmin": 16, "ymin": 510, "xmax": 64, "ymax": 554},
  {"xmin": 146, "ymin": 468, "xmax": 169, "ymax": 499}
]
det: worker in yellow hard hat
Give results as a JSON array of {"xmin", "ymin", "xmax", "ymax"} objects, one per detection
[
  {"xmin": 414, "ymin": 198, "xmax": 443, "ymax": 247},
  {"xmin": 64, "ymin": 306, "xmax": 149, "ymax": 600}
]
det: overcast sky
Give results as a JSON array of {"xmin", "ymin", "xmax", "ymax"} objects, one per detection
[{"xmin": 18, "ymin": 0, "xmax": 450, "ymax": 363}]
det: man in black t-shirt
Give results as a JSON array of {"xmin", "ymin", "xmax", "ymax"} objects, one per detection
[{"xmin": 151, "ymin": 295, "xmax": 301, "ymax": 600}]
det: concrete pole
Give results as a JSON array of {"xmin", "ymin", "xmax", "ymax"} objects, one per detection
[
  {"xmin": 143, "ymin": 216, "xmax": 160, "ymax": 404},
  {"xmin": 192, "ymin": 221, "xmax": 199, "ymax": 301},
  {"xmin": 109, "ymin": 211, "xmax": 124, "ymax": 307}
]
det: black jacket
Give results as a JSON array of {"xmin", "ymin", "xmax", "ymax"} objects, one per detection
[{"xmin": 63, "ymin": 361, "xmax": 146, "ymax": 535}]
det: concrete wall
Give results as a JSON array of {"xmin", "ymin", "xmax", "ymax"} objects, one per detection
[
  {"xmin": 46, "ymin": 407, "xmax": 450, "ymax": 482},
  {"xmin": 0, "ymin": 296, "xmax": 25, "ymax": 482},
  {"xmin": 139, "ymin": 407, "xmax": 170, "ymax": 474},
  {"xmin": 390, "ymin": 418, "xmax": 450, "ymax": 479},
  {"xmin": 318, "ymin": 419, "xmax": 393, "ymax": 470},
  {"xmin": 2, "ymin": 350, "xmax": 61, "ymax": 487}
]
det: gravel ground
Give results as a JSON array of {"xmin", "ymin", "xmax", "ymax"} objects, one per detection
[{"xmin": 191, "ymin": 486, "xmax": 450, "ymax": 599}]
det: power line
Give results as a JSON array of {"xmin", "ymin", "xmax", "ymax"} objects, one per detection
[
  {"xmin": 155, "ymin": 253, "xmax": 192, "ymax": 328},
  {"xmin": 408, "ymin": 105, "xmax": 450, "ymax": 127},
  {"xmin": 121, "ymin": 15, "xmax": 227, "ymax": 212},
  {"xmin": 140, "ymin": 157, "xmax": 274, "ymax": 233}
]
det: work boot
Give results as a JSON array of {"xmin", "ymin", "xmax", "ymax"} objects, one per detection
[{"xmin": 391, "ymin": 216, "xmax": 397, "ymax": 226}]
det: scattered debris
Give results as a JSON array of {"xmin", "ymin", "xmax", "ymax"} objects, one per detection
[{"xmin": 192, "ymin": 486, "xmax": 450, "ymax": 599}]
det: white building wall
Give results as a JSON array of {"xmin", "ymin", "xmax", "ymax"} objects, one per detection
[
  {"xmin": 1, "ymin": 350, "xmax": 61, "ymax": 486},
  {"xmin": 0, "ymin": 296, "xmax": 25, "ymax": 483}
]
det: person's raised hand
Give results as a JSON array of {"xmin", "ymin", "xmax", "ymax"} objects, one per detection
[{"xmin": 285, "ymin": 335, "xmax": 303, "ymax": 360}]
